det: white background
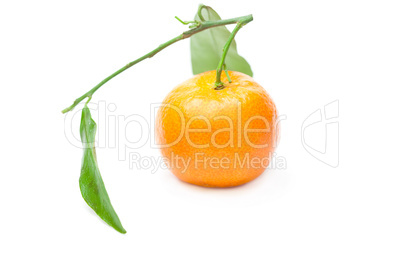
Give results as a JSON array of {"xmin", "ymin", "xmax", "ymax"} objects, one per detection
[{"xmin": 1, "ymin": 0, "xmax": 402, "ymax": 267}]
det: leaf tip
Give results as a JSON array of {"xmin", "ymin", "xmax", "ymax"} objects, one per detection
[{"xmin": 118, "ymin": 227, "xmax": 127, "ymax": 234}]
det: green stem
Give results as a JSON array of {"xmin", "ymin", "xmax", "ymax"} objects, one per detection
[
  {"xmin": 62, "ymin": 13, "xmax": 253, "ymax": 114},
  {"xmin": 214, "ymin": 21, "xmax": 247, "ymax": 89}
]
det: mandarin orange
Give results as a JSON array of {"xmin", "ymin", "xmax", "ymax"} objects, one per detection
[{"xmin": 156, "ymin": 70, "xmax": 279, "ymax": 187}]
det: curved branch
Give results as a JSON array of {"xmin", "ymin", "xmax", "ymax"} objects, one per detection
[{"xmin": 61, "ymin": 13, "xmax": 253, "ymax": 114}]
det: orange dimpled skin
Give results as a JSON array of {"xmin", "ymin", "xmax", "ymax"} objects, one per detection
[{"xmin": 156, "ymin": 70, "xmax": 279, "ymax": 187}]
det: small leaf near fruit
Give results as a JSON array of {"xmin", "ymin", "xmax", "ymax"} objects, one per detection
[{"xmin": 190, "ymin": 6, "xmax": 253, "ymax": 76}]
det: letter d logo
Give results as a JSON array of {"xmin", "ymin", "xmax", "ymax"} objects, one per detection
[{"xmin": 301, "ymin": 100, "xmax": 339, "ymax": 167}]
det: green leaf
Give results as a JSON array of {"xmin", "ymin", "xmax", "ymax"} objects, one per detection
[
  {"xmin": 79, "ymin": 106, "xmax": 126, "ymax": 234},
  {"xmin": 190, "ymin": 6, "xmax": 253, "ymax": 76}
]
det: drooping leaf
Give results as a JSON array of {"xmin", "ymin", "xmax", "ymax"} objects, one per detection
[
  {"xmin": 79, "ymin": 106, "xmax": 126, "ymax": 234},
  {"xmin": 190, "ymin": 6, "xmax": 253, "ymax": 76}
]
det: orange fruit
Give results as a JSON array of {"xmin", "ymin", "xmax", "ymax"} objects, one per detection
[{"xmin": 156, "ymin": 70, "xmax": 279, "ymax": 187}]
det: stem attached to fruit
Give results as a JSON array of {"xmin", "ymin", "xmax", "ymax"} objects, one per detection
[
  {"xmin": 61, "ymin": 13, "xmax": 253, "ymax": 114},
  {"xmin": 214, "ymin": 21, "xmax": 247, "ymax": 89}
]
